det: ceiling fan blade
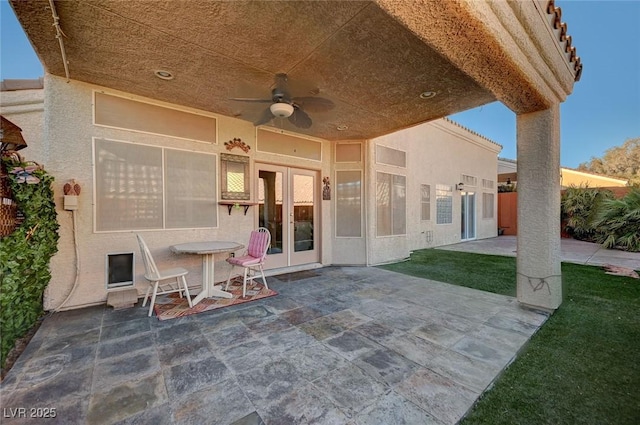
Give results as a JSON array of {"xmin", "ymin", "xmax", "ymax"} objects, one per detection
[
  {"xmin": 291, "ymin": 96, "xmax": 335, "ymax": 113},
  {"xmin": 230, "ymin": 98, "xmax": 273, "ymax": 103},
  {"xmin": 288, "ymin": 107, "xmax": 312, "ymax": 129},
  {"xmin": 254, "ymin": 107, "xmax": 274, "ymax": 126}
]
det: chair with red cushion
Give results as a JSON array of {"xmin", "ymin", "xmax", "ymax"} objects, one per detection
[{"xmin": 225, "ymin": 227, "xmax": 271, "ymax": 298}]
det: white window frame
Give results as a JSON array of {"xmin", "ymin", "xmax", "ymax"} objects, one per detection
[{"xmin": 93, "ymin": 137, "xmax": 218, "ymax": 232}]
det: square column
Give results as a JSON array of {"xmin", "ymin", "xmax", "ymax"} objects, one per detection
[{"xmin": 516, "ymin": 105, "xmax": 563, "ymax": 310}]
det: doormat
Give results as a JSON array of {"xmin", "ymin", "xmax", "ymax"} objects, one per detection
[{"xmin": 152, "ymin": 279, "xmax": 277, "ymax": 321}]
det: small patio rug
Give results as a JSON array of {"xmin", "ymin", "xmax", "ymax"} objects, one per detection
[{"xmin": 152, "ymin": 279, "xmax": 277, "ymax": 321}]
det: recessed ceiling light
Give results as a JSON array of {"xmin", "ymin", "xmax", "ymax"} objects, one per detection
[
  {"xmin": 336, "ymin": 125, "xmax": 348, "ymax": 131},
  {"xmin": 154, "ymin": 70, "xmax": 174, "ymax": 80},
  {"xmin": 419, "ymin": 91, "xmax": 436, "ymax": 99}
]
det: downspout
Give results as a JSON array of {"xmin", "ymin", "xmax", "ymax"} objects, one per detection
[{"xmin": 48, "ymin": 0, "xmax": 70, "ymax": 82}]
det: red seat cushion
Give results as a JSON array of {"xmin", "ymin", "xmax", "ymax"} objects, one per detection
[{"xmin": 227, "ymin": 255, "xmax": 261, "ymax": 267}]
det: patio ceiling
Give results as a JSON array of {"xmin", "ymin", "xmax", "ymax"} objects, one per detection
[{"xmin": 12, "ymin": 1, "xmax": 508, "ymax": 140}]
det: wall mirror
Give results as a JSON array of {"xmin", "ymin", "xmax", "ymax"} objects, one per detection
[{"xmin": 221, "ymin": 153, "xmax": 250, "ymax": 200}]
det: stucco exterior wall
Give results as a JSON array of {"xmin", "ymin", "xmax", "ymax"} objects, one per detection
[
  {"xmin": 40, "ymin": 75, "xmax": 333, "ymax": 310},
  {"xmin": 0, "ymin": 88, "xmax": 45, "ymax": 164},
  {"xmin": 367, "ymin": 119, "xmax": 501, "ymax": 265},
  {"xmin": 560, "ymin": 169, "xmax": 628, "ymax": 188}
]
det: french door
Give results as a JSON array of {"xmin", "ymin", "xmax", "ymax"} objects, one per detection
[
  {"xmin": 256, "ymin": 164, "xmax": 319, "ymax": 269},
  {"xmin": 461, "ymin": 191, "xmax": 476, "ymax": 241}
]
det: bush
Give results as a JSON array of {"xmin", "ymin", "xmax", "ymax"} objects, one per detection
[
  {"xmin": 592, "ymin": 188, "xmax": 640, "ymax": 252},
  {"xmin": 561, "ymin": 186, "xmax": 613, "ymax": 241},
  {"xmin": 0, "ymin": 156, "xmax": 59, "ymax": 367}
]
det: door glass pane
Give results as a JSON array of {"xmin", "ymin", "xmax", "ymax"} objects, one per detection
[
  {"xmin": 461, "ymin": 193, "xmax": 467, "ymax": 239},
  {"xmin": 392, "ymin": 174, "xmax": 406, "ymax": 235},
  {"xmin": 293, "ymin": 174, "xmax": 314, "ymax": 252},
  {"xmin": 468, "ymin": 193, "xmax": 476, "ymax": 239},
  {"xmin": 461, "ymin": 192, "xmax": 476, "ymax": 240},
  {"xmin": 258, "ymin": 170, "xmax": 283, "ymax": 254}
]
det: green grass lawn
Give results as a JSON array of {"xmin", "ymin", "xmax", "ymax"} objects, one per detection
[{"xmin": 380, "ymin": 249, "xmax": 640, "ymax": 425}]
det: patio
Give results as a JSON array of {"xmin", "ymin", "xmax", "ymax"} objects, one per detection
[{"xmin": 1, "ymin": 266, "xmax": 547, "ymax": 425}]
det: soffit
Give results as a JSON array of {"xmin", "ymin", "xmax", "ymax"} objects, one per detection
[{"xmin": 11, "ymin": 0, "xmax": 497, "ymax": 141}]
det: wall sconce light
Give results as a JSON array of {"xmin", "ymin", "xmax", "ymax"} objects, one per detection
[{"xmin": 456, "ymin": 182, "xmax": 464, "ymax": 191}]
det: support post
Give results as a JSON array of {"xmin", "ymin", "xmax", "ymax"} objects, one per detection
[{"xmin": 516, "ymin": 105, "xmax": 563, "ymax": 310}]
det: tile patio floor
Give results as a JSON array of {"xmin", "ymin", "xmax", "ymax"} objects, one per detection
[{"xmin": 1, "ymin": 267, "xmax": 548, "ymax": 425}]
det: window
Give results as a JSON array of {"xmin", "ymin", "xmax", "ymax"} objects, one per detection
[
  {"xmin": 461, "ymin": 174, "xmax": 477, "ymax": 186},
  {"xmin": 335, "ymin": 143, "xmax": 362, "ymax": 163},
  {"xmin": 421, "ymin": 184, "xmax": 431, "ymax": 221},
  {"xmin": 482, "ymin": 179, "xmax": 494, "ymax": 189},
  {"xmin": 376, "ymin": 172, "xmax": 406, "ymax": 236},
  {"xmin": 483, "ymin": 192, "xmax": 495, "ymax": 219},
  {"xmin": 94, "ymin": 92, "xmax": 217, "ymax": 143},
  {"xmin": 336, "ymin": 171, "xmax": 362, "ymax": 237},
  {"xmin": 94, "ymin": 139, "xmax": 217, "ymax": 231},
  {"xmin": 376, "ymin": 145, "xmax": 406, "ymax": 168},
  {"xmin": 436, "ymin": 184, "xmax": 453, "ymax": 224}
]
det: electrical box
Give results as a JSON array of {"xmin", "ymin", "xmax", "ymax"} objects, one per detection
[
  {"xmin": 106, "ymin": 252, "xmax": 134, "ymax": 290},
  {"xmin": 64, "ymin": 195, "xmax": 78, "ymax": 211}
]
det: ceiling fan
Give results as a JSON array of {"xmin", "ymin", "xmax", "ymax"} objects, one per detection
[{"xmin": 231, "ymin": 73, "xmax": 334, "ymax": 129}]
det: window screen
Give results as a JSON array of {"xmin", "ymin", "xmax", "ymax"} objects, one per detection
[
  {"xmin": 376, "ymin": 145, "xmax": 406, "ymax": 168},
  {"xmin": 483, "ymin": 192, "xmax": 495, "ymax": 219},
  {"xmin": 336, "ymin": 143, "xmax": 362, "ymax": 162},
  {"xmin": 95, "ymin": 139, "xmax": 217, "ymax": 231},
  {"xmin": 336, "ymin": 171, "xmax": 362, "ymax": 237},
  {"xmin": 421, "ymin": 184, "xmax": 431, "ymax": 221},
  {"xmin": 95, "ymin": 139, "xmax": 163, "ymax": 231},
  {"xmin": 376, "ymin": 172, "xmax": 406, "ymax": 236},
  {"xmin": 165, "ymin": 150, "xmax": 217, "ymax": 228}
]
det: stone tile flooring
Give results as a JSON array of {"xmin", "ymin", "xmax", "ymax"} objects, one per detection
[{"xmin": 0, "ymin": 267, "xmax": 548, "ymax": 424}]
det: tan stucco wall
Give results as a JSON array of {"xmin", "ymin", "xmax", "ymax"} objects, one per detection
[
  {"xmin": 366, "ymin": 119, "xmax": 501, "ymax": 265},
  {"xmin": 41, "ymin": 75, "xmax": 333, "ymax": 310},
  {"xmin": 0, "ymin": 88, "xmax": 45, "ymax": 164},
  {"xmin": 561, "ymin": 169, "xmax": 628, "ymax": 188}
]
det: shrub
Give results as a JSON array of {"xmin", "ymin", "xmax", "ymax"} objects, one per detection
[
  {"xmin": 592, "ymin": 188, "xmax": 640, "ymax": 252},
  {"xmin": 561, "ymin": 186, "xmax": 613, "ymax": 241},
  {"xmin": 0, "ymin": 156, "xmax": 59, "ymax": 367}
]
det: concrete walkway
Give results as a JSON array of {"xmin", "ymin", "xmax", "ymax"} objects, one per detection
[
  {"xmin": 0, "ymin": 266, "xmax": 547, "ymax": 425},
  {"xmin": 436, "ymin": 236, "xmax": 640, "ymax": 271}
]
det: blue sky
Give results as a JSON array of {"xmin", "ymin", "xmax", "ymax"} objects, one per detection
[{"xmin": 1, "ymin": 0, "xmax": 638, "ymax": 168}]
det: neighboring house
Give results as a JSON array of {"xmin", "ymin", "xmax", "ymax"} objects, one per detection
[
  {"xmin": 5, "ymin": 0, "xmax": 581, "ymax": 311},
  {"xmin": 496, "ymin": 158, "xmax": 629, "ymax": 236},
  {"xmin": 498, "ymin": 157, "xmax": 629, "ymax": 188}
]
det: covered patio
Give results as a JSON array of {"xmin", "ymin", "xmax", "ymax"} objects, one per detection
[
  {"xmin": 6, "ymin": 0, "xmax": 581, "ymax": 313},
  {"xmin": 1, "ymin": 267, "xmax": 547, "ymax": 424}
]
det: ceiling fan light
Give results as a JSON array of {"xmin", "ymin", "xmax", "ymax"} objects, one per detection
[{"xmin": 270, "ymin": 102, "xmax": 294, "ymax": 118}]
